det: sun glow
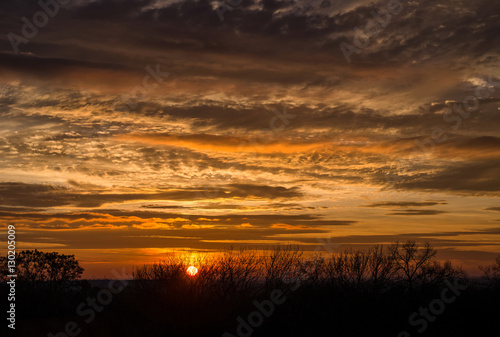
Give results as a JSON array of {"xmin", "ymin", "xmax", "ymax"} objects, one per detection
[{"xmin": 186, "ymin": 266, "xmax": 198, "ymax": 276}]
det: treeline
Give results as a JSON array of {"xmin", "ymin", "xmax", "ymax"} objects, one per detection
[
  {"xmin": 1, "ymin": 241, "xmax": 499, "ymax": 337},
  {"xmin": 130, "ymin": 241, "xmax": 499, "ymax": 337},
  {"xmin": 134, "ymin": 242, "xmax": 469, "ymax": 297}
]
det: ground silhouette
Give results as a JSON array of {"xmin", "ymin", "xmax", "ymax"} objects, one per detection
[{"xmin": 1, "ymin": 241, "xmax": 499, "ymax": 337}]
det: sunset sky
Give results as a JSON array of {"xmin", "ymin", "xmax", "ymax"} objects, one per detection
[{"xmin": 1, "ymin": 0, "xmax": 500, "ymax": 277}]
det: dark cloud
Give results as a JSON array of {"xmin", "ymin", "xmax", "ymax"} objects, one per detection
[
  {"xmin": 386, "ymin": 209, "xmax": 448, "ymax": 216},
  {"xmin": 0, "ymin": 52, "xmax": 128, "ymax": 78},
  {"xmin": 0, "ymin": 206, "xmax": 43, "ymax": 212},
  {"xmin": 0, "ymin": 0, "xmax": 497, "ymax": 82},
  {"xmin": 293, "ymin": 227, "xmax": 500, "ymax": 247},
  {"xmin": 397, "ymin": 159, "xmax": 500, "ymax": 193},
  {"xmin": 141, "ymin": 204, "xmax": 189, "ymax": 209},
  {"xmin": 0, "ymin": 209, "xmax": 356, "ymax": 231},
  {"xmin": 0, "ymin": 182, "xmax": 303, "ymax": 207},
  {"xmin": 365, "ymin": 201, "xmax": 447, "ymax": 208}
]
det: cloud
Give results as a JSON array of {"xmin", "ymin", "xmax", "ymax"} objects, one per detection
[
  {"xmin": 0, "ymin": 208, "xmax": 356, "ymax": 231},
  {"xmin": 0, "ymin": 182, "xmax": 303, "ymax": 208},
  {"xmin": 396, "ymin": 159, "xmax": 500, "ymax": 194},
  {"xmin": 141, "ymin": 204, "xmax": 189, "ymax": 209},
  {"xmin": 386, "ymin": 209, "xmax": 448, "ymax": 216},
  {"xmin": 116, "ymin": 133, "xmax": 329, "ymax": 153},
  {"xmin": 365, "ymin": 201, "xmax": 447, "ymax": 208}
]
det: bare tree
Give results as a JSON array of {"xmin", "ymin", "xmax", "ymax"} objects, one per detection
[
  {"xmin": 264, "ymin": 245, "xmax": 302, "ymax": 291},
  {"xmin": 323, "ymin": 249, "xmax": 370, "ymax": 289},
  {"xmin": 367, "ymin": 245, "xmax": 396, "ymax": 291},
  {"xmin": 133, "ymin": 255, "xmax": 186, "ymax": 295},
  {"xmin": 480, "ymin": 255, "xmax": 500, "ymax": 288},
  {"xmin": 133, "ymin": 249, "xmax": 262, "ymax": 302},
  {"xmin": 206, "ymin": 247, "xmax": 262, "ymax": 299},
  {"xmin": 389, "ymin": 241, "xmax": 438, "ymax": 297},
  {"xmin": 299, "ymin": 254, "xmax": 327, "ymax": 288}
]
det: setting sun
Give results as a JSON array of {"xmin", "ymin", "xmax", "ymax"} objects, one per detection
[{"xmin": 186, "ymin": 266, "xmax": 198, "ymax": 276}]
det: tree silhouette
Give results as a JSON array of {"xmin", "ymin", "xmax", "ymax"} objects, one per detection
[
  {"xmin": 1, "ymin": 249, "xmax": 84, "ymax": 288},
  {"xmin": 480, "ymin": 255, "xmax": 500, "ymax": 288},
  {"xmin": 264, "ymin": 245, "xmax": 302, "ymax": 291},
  {"xmin": 367, "ymin": 245, "xmax": 396, "ymax": 291},
  {"xmin": 389, "ymin": 240, "xmax": 437, "ymax": 296}
]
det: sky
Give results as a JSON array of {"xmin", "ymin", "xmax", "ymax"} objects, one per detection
[{"xmin": 0, "ymin": 0, "xmax": 500, "ymax": 278}]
